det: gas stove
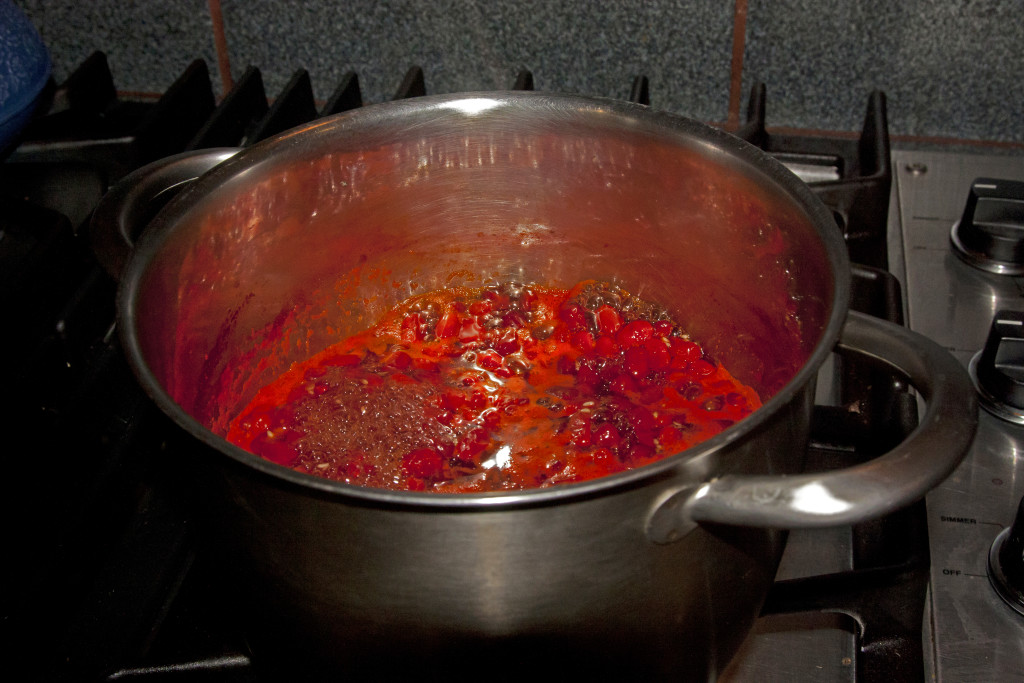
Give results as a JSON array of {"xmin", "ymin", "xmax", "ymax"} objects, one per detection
[{"xmin": 1, "ymin": 53, "xmax": 1020, "ymax": 681}]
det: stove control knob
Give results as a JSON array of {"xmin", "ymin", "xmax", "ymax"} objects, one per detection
[
  {"xmin": 969, "ymin": 310, "xmax": 1024, "ymax": 423},
  {"xmin": 989, "ymin": 495, "xmax": 1024, "ymax": 616},
  {"xmin": 950, "ymin": 177, "xmax": 1024, "ymax": 275}
]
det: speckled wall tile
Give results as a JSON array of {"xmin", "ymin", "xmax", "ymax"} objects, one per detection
[
  {"xmin": 16, "ymin": 0, "xmax": 220, "ymax": 93},
  {"xmin": 14, "ymin": 0, "xmax": 1024, "ymax": 144},
  {"xmin": 742, "ymin": 0, "xmax": 1024, "ymax": 143},
  {"xmin": 218, "ymin": 0, "xmax": 735, "ymax": 123}
]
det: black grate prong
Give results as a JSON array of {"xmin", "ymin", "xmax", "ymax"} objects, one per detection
[
  {"xmin": 321, "ymin": 71, "xmax": 362, "ymax": 116},
  {"xmin": 393, "ymin": 66, "xmax": 426, "ymax": 99},
  {"xmin": 248, "ymin": 69, "xmax": 318, "ymax": 144},
  {"xmin": 513, "ymin": 69, "xmax": 534, "ymax": 90},
  {"xmin": 629, "ymin": 75, "xmax": 650, "ymax": 105}
]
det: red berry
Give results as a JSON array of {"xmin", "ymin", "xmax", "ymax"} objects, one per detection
[
  {"xmin": 401, "ymin": 313, "xmax": 423, "ymax": 342},
  {"xmin": 595, "ymin": 335, "xmax": 619, "ymax": 357},
  {"xmin": 609, "ymin": 374, "xmax": 637, "ymax": 395},
  {"xmin": 559, "ymin": 303, "xmax": 588, "ymax": 331},
  {"xmin": 455, "ymin": 429, "xmax": 489, "ymax": 462},
  {"xmin": 628, "ymin": 406, "xmax": 657, "ymax": 436},
  {"xmin": 615, "ymin": 320, "xmax": 654, "ymax": 348},
  {"xmin": 492, "ymin": 365, "xmax": 513, "ymax": 378},
  {"xmin": 624, "ymin": 346, "xmax": 649, "ymax": 378},
  {"xmin": 653, "ymin": 320, "xmax": 674, "ymax": 337},
  {"xmin": 644, "ymin": 338, "xmax": 671, "ymax": 370},
  {"xmin": 387, "ymin": 351, "xmax": 412, "ymax": 370},
  {"xmin": 691, "ymin": 360, "xmax": 715, "ymax": 377},
  {"xmin": 576, "ymin": 364, "xmax": 599, "ymax": 388},
  {"xmin": 459, "ymin": 318, "xmax": 483, "ymax": 342},
  {"xmin": 595, "ymin": 305, "xmax": 622, "ymax": 336},
  {"xmin": 726, "ymin": 392, "xmax": 746, "ymax": 407},
  {"xmin": 483, "ymin": 289, "xmax": 511, "ymax": 308},
  {"xmin": 469, "ymin": 300, "xmax": 492, "ymax": 316},
  {"xmin": 436, "ymin": 311, "xmax": 460, "ymax": 339},
  {"xmin": 502, "ymin": 310, "xmax": 527, "ymax": 328},
  {"xmin": 476, "ymin": 349, "xmax": 503, "ymax": 371},
  {"xmin": 402, "ymin": 448, "xmax": 444, "ymax": 480},
  {"xmin": 482, "ymin": 409, "xmax": 501, "ymax": 429},
  {"xmin": 440, "ymin": 391, "xmax": 466, "ymax": 410},
  {"xmin": 339, "ymin": 451, "xmax": 376, "ymax": 484},
  {"xmin": 623, "ymin": 443, "xmax": 655, "ymax": 462},
  {"xmin": 670, "ymin": 339, "xmax": 701, "ymax": 365},
  {"xmin": 593, "ymin": 422, "xmax": 621, "ymax": 449},
  {"xmin": 587, "ymin": 447, "xmax": 618, "ymax": 477},
  {"xmin": 412, "ymin": 357, "xmax": 440, "ymax": 373},
  {"xmin": 568, "ymin": 411, "xmax": 593, "ymax": 448},
  {"xmin": 572, "ymin": 330, "xmax": 596, "ymax": 352},
  {"xmin": 492, "ymin": 329, "xmax": 521, "ymax": 355}
]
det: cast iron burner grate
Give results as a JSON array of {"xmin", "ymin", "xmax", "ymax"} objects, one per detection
[
  {"xmin": 0, "ymin": 55, "xmax": 913, "ymax": 682},
  {"xmin": 8, "ymin": 53, "xmax": 892, "ymax": 272},
  {"xmin": 734, "ymin": 85, "xmax": 892, "ymax": 270}
]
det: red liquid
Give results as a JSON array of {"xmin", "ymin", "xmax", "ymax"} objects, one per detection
[{"xmin": 227, "ymin": 281, "xmax": 761, "ymax": 492}]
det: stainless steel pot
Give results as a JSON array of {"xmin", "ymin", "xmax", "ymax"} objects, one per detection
[{"xmin": 97, "ymin": 92, "xmax": 977, "ymax": 680}]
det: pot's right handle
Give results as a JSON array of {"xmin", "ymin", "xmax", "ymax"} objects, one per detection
[
  {"xmin": 90, "ymin": 148, "xmax": 239, "ymax": 280},
  {"xmin": 651, "ymin": 311, "xmax": 977, "ymax": 539}
]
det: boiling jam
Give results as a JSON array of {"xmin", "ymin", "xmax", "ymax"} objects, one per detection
[{"xmin": 226, "ymin": 280, "xmax": 760, "ymax": 492}]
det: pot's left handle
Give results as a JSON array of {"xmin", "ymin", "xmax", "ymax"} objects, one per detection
[
  {"xmin": 648, "ymin": 311, "xmax": 977, "ymax": 540},
  {"xmin": 90, "ymin": 148, "xmax": 240, "ymax": 280}
]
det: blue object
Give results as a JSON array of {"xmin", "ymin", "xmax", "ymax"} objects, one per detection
[{"xmin": 0, "ymin": 0, "xmax": 51, "ymax": 152}]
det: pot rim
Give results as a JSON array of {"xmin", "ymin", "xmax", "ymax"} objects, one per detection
[{"xmin": 118, "ymin": 90, "xmax": 852, "ymax": 510}]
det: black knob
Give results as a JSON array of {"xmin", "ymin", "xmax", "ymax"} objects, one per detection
[
  {"xmin": 969, "ymin": 310, "xmax": 1024, "ymax": 423},
  {"xmin": 950, "ymin": 177, "xmax": 1024, "ymax": 275},
  {"xmin": 989, "ymin": 495, "xmax": 1024, "ymax": 616}
]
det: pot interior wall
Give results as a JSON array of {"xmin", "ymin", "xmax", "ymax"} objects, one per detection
[{"xmin": 132, "ymin": 98, "xmax": 836, "ymax": 434}]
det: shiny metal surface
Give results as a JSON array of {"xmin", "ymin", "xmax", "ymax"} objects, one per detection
[
  {"xmin": 117, "ymin": 92, "xmax": 859, "ymax": 678},
  {"xmin": 681, "ymin": 311, "xmax": 974, "ymax": 530},
  {"xmin": 970, "ymin": 350, "xmax": 1024, "ymax": 424},
  {"xmin": 108, "ymin": 92, "xmax": 978, "ymax": 678},
  {"xmin": 893, "ymin": 149, "xmax": 1024, "ymax": 682},
  {"xmin": 120, "ymin": 91, "xmax": 854, "ymax": 498},
  {"xmin": 951, "ymin": 221, "xmax": 1024, "ymax": 275},
  {"xmin": 989, "ymin": 525, "xmax": 1024, "ymax": 617},
  {"xmin": 949, "ymin": 177, "xmax": 1024, "ymax": 276},
  {"xmin": 90, "ymin": 148, "xmax": 239, "ymax": 279}
]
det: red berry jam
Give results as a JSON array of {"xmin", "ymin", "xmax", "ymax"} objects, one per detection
[{"xmin": 226, "ymin": 280, "xmax": 761, "ymax": 492}]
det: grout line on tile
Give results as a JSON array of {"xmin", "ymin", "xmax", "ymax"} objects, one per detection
[
  {"xmin": 727, "ymin": 0, "xmax": 748, "ymax": 129},
  {"xmin": 208, "ymin": 0, "xmax": 234, "ymax": 96}
]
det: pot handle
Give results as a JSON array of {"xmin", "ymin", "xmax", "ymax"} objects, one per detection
[
  {"xmin": 651, "ymin": 311, "xmax": 977, "ymax": 537},
  {"xmin": 90, "ymin": 147, "xmax": 240, "ymax": 280}
]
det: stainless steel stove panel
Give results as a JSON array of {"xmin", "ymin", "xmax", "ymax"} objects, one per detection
[{"xmin": 893, "ymin": 149, "xmax": 1024, "ymax": 683}]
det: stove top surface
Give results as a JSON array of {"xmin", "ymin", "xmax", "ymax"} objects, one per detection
[{"xmin": 892, "ymin": 149, "xmax": 1024, "ymax": 682}]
